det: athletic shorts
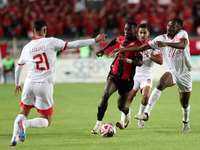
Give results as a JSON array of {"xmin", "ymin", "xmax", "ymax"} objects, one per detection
[
  {"xmin": 133, "ymin": 75, "xmax": 153, "ymax": 92},
  {"xmin": 107, "ymin": 73, "xmax": 134, "ymax": 95},
  {"xmin": 20, "ymin": 80, "xmax": 54, "ymax": 115},
  {"xmin": 167, "ymin": 70, "xmax": 192, "ymax": 92}
]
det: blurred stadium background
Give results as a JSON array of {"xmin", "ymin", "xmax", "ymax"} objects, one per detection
[{"xmin": 0, "ymin": 0, "xmax": 200, "ymax": 83}]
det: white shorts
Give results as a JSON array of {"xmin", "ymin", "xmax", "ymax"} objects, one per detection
[
  {"xmin": 167, "ymin": 70, "xmax": 192, "ymax": 92},
  {"xmin": 133, "ymin": 75, "xmax": 153, "ymax": 92},
  {"xmin": 20, "ymin": 80, "xmax": 54, "ymax": 115}
]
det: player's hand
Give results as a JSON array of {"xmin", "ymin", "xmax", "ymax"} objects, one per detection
[
  {"xmin": 144, "ymin": 50, "xmax": 150, "ymax": 57},
  {"xmin": 96, "ymin": 49, "xmax": 104, "ymax": 57},
  {"xmin": 156, "ymin": 41, "xmax": 167, "ymax": 47},
  {"xmin": 14, "ymin": 84, "xmax": 22, "ymax": 96},
  {"xmin": 94, "ymin": 34, "xmax": 107, "ymax": 43},
  {"xmin": 109, "ymin": 48, "xmax": 121, "ymax": 58}
]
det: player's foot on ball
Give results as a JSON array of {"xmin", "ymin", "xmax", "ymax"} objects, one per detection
[
  {"xmin": 91, "ymin": 124, "xmax": 101, "ymax": 134},
  {"xmin": 18, "ymin": 120, "xmax": 26, "ymax": 142},
  {"xmin": 135, "ymin": 112, "xmax": 149, "ymax": 121},
  {"xmin": 115, "ymin": 121, "xmax": 125, "ymax": 130},
  {"xmin": 9, "ymin": 137, "xmax": 17, "ymax": 147},
  {"xmin": 182, "ymin": 121, "xmax": 190, "ymax": 132},
  {"xmin": 138, "ymin": 120, "xmax": 145, "ymax": 128}
]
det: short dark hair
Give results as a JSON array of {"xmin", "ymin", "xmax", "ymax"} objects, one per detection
[
  {"xmin": 139, "ymin": 23, "xmax": 150, "ymax": 32},
  {"xmin": 171, "ymin": 17, "xmax": 183, "ymax": 27},
  {"xmin": 34, "ymin": 19, "xmax": 47, "ymax": 31},
  {"xmin": 127, "ymin": 20, "xmax": 137, "ymax": 28}
]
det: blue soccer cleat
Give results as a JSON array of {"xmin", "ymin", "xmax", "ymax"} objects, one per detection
[
  {"xmin": 18, "ymin": 119, "xmax": 26, "ymax": 142},
  {"xmin": 9, "ymin": 137, "xmax": 17, "ymax": 146}
]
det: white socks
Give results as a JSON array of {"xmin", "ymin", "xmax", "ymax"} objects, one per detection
[
  {"xmin": 11, "ymin": 114, "xmax": 26, "ymax": 141},
  {"xmin": 25, "ymin": 118, "xmax": 48, "ymax": 128},
  {"xmin": 11, "ymin": 114, "xmax": 49, "ymax": 142},
  {"xmin": 145, "ymin": 88, "xmax": 162, "ymax": 115},
  {"xmin": 138, "ymin": 104, "xmax": 146, "ymax": 114},
  {"xmin": 96, "ymin": 120, "xmax": 102, "ymax": 126},
  {"xmin": 182, "ymin": 105, "xmax": 190, "ymax": 123}
]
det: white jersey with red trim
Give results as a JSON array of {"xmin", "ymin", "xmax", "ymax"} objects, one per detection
[
  {"xmin": 148, "ymin": 30, "xmax": 192, "ymax": 75},
  {"xmin": 135, "ymin": 48, "xmax": 161, "ymax": 78},
  {"xmin": 18, "ymin": 37, "xmax": 67, "ymax": 84}
]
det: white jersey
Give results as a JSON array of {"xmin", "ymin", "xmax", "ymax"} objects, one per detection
[
  {"xmin": 148, "ymin": 30, "xmax": 192, "ymax": 75},
  {"xmin": 135, "ymin": 48, "xmax": 161, "ymax": 78},
  {"xmin": 18, "ymin": 37, "xmax": 67, "ymax": 84}
]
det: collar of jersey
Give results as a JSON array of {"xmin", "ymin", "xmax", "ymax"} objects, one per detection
[{"xmin": 32, "ymin": 36, "xmax": 44, "ymax": 40}]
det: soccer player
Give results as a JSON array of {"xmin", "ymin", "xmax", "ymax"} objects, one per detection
[
  {"xmin": 9, "ymin": 19, "xmax": 106, "ymax": 146},
  {"xmin": 109, "ymin": 17, "xmax": 192, "ymax": 132},
  {"xmin": 91, "ymin": 20, "xmax": 143, "ymax": 134},
  {"xmin": 119, "ymin": 23, "xmax": 163, "ymax": 129}
]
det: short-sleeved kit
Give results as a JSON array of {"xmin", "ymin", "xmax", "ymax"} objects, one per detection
[
  {"xmin": 147, "ymin": 30, "xmax": 192, "ymax": 92},
  {"xmin": 18, "ymin": 37, "xmax": 67, "ymax": 115}
]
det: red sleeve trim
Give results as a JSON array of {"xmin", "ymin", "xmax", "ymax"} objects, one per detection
[
  {"xmin": 179, "ymin": 38, "xmax": 188, "ymax": 45},
  {"xmin": 18, "ymin": 63, "xmax": 25, "ymax": 66},
  {"xmin": 146, "ymin": 42, "xmax": 155, "ymax": 50},
  {"xmin": 19, "ymin": 101, "xmax": 34, "ymax": 109},
  {"xmin": 153, "ymin": 53, "xmax": 162, "ymax": 57},
  {"xmin": 63, "ymin": 42, "xmax": 68, "ymax": 50}
]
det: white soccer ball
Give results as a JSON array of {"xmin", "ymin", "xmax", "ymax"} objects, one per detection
[{"xmin": 100, "ymin": 123, "xmax": 116, "ymax": 137}]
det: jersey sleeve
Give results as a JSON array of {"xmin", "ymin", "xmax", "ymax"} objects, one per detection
[
  {"xmin": 151, "ymin": 49, "xmax": 162, "ymax": 57},
  {"xmin": 176, "ymin": 30, "xmax": 189, "ymax": 45},
  {"xmin": 147, "ymin": 36, "xmax": 161, "ymax": 50},
  {"xmin": 51, "ymin": 37, "xmax": 67, "ymax": 51},
  {"xmin": 18, "ymin": 47, "xmax": 28, "ymax": 65}
]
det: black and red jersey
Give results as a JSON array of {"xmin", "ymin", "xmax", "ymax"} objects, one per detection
[{"xmin": 110, "ymin": 36, "xmax": 142, "ymax": 80}]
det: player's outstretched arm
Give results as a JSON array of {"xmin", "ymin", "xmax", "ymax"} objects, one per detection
[
  {"xmin": 156, "ymin": 39, "xmax": 187, "ymax": 49},
  {"xmin": 109, "ymin": 44, "xmax": 149, "ymax": 58},
  {"xmin": 67, "ymin": 34, "xmax": 106, "ymax": 49},
  {"xmin": 96, "ymin": 38, "xmax": 117, "ymax": 57}
]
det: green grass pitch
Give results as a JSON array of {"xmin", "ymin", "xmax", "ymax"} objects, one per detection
[{"xmin": 0, "ymin": 82, "xmax": 199, "ymax": 150}]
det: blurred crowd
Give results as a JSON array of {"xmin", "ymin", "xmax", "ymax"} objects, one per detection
[{"xmin": 0, "ymin": 0, "xmax": 200, "ymax": 39}]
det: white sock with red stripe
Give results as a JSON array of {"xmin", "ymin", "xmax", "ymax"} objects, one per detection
[
  {"xmin": 24, "ymin": 118, "xmax": 48, "ymax": 128},
  {"xmin": 11, "ymin": 114, "xmax": 26, "ymax": 142},
  {"xmin": 182, "ymin": 105, "xmax": 190, "ymax": 123},
  {"xmin": 138, "ymin": 104, "xmax": 146, "ymax": 114},
  {"xmin": 145, "ymin": 88, "xmax": 162, "ymax": 116}
]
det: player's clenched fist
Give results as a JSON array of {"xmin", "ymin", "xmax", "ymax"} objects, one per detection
[{"xmin": 94, "ymin": 34, "xmax": 107, "ymax": 43}]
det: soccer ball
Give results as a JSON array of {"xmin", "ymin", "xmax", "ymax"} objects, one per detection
[{"xmin": 100, "ymin": 123, "xmax": 116, "ymax": 137}]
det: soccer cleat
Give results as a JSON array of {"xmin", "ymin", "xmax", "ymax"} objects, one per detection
[
  {"xmin": 9, "ymin": 137, "xmax": 17, "ymax": 147},
  {"xmin": 138, "ymin": 120, "xmax": 145, "ymax": 128},
  {"xmin": 135, "ymin": 112, "xmax": 149, "ymax": 121},
  {"xmin": 91, "ymin": 124, "xmax": 101, "ymax": 134},
  {"xmin": 115, "ymin": 121, "xmax": 125, "ymax": 130},
  {"xmin": 124, "ymin": 113, "xmax": 131, "ymax": 128},
  {"xmin": 18, "ymin": 120, "xmax": 26, "ymax": 142},
  {"xmin": 182, "ymin": 121, "xmax": 190, "ymax": 132}
]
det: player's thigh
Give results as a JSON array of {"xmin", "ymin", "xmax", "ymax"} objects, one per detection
[
  {"xmin": 34, "ymin": 82, "xmax": 54, "ymax": 111},
  {"xmin": 157, "ymin": 72, "xmax": 174, "ymax": 90},
  {"xmin": 141, "ymin": 86, "xmax": 152, "ymax": 98}
]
